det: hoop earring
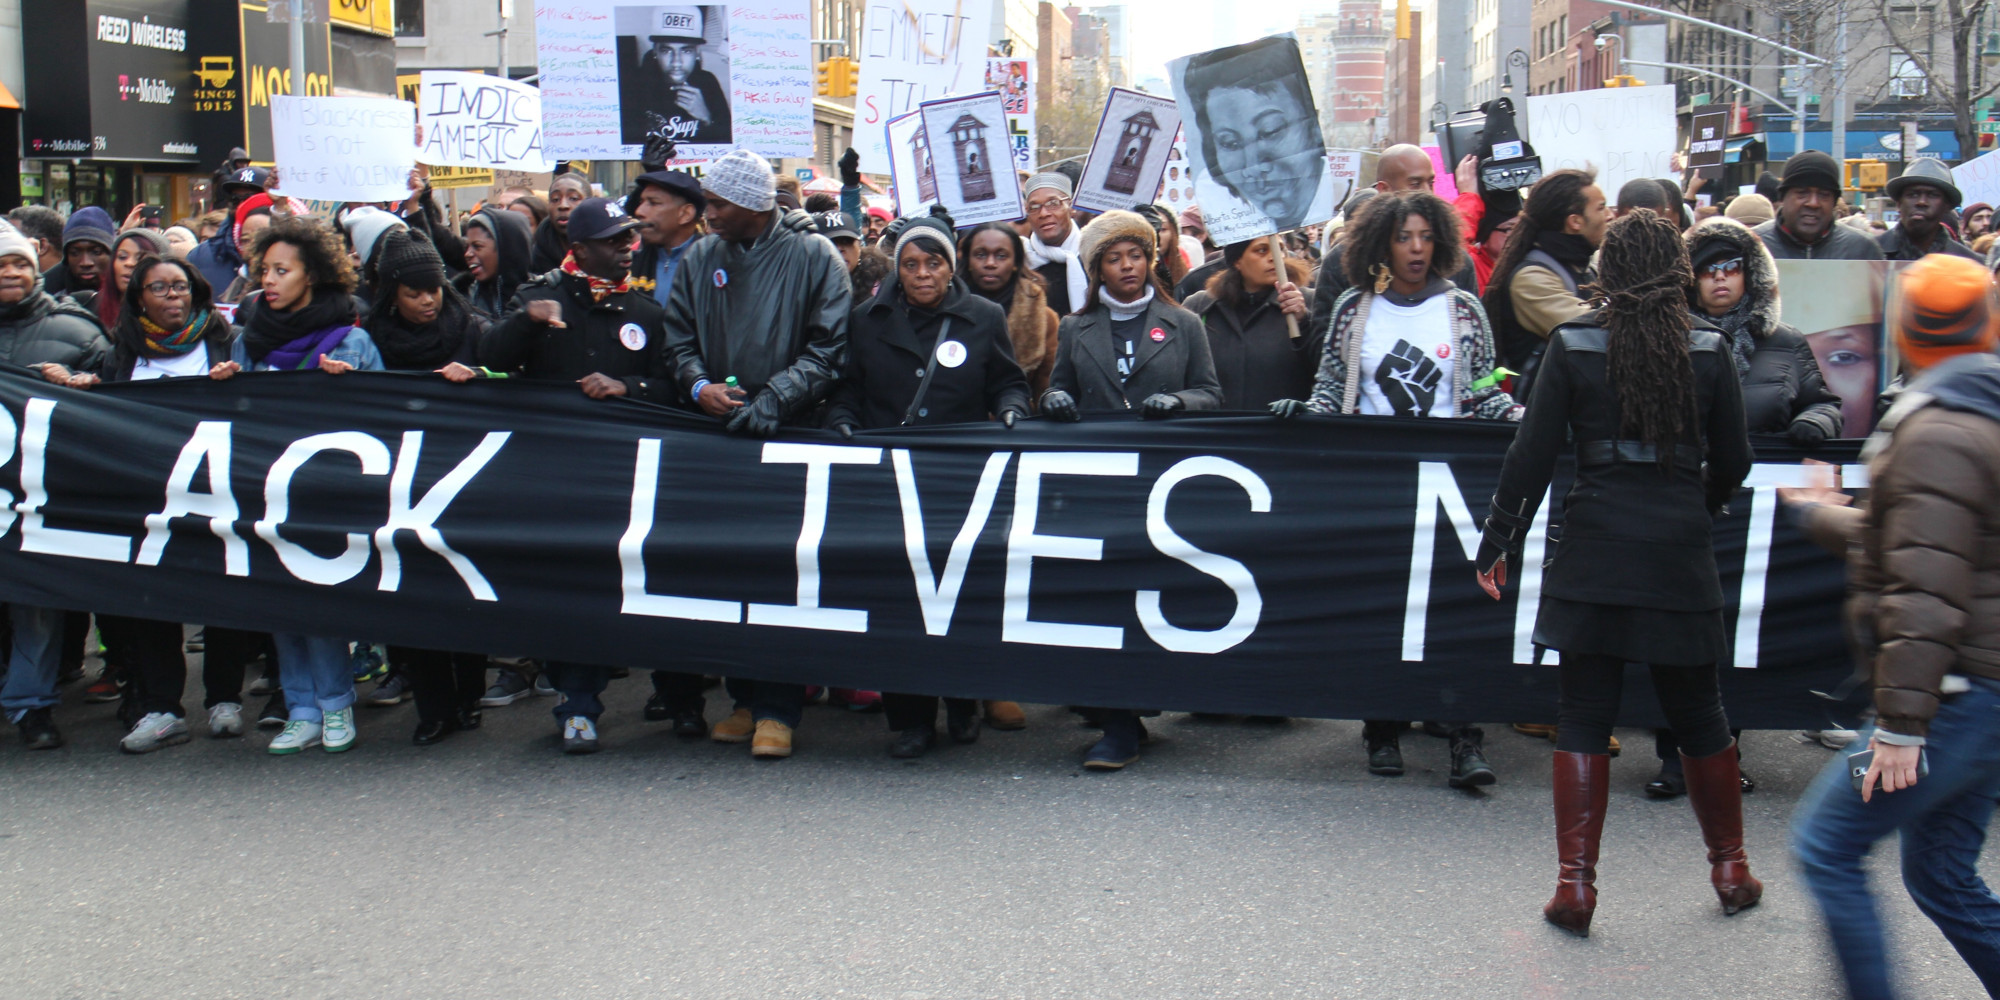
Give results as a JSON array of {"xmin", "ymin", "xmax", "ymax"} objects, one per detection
[{"xmin": 1371, "ymin": 262, "xmax": 1392, "ymax": 294}]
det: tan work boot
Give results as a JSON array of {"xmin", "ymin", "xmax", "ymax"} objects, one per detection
[
  {"xmin": 984, "ymin": 700, "xmax": 1027, "ymax": 730},
  {"xmin": 711, "ymin": 708, "xmax": 754, "ymax": 743},
  {"xmin": 751, "ymin": 719, "xmax": 793, "ymax": 758}
]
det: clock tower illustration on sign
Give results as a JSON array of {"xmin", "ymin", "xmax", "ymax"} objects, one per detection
[
  {"xmin": 948, "ymin": 113, "xmax": 997, "ymax": 202},
  {"xmin": 1104, "ymin": 110, "xmax": 1160, "ymax": 196},
  {"xmin": 909, "ymin": 125, "xmax": 939, "ymax": 203}
]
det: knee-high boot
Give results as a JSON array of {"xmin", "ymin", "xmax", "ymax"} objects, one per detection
[
  {"xmin": 1546, "ymin": 750, "xmax": 1610, "ymax": 937},
  {"xmin": 1681, "ymin": 741, "xmax": 1762, "ymax": 915}
]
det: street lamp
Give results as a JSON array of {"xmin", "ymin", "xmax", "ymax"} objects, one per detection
[{"xmin": 1501, "ymin": 48, "xmax": 1529, "ymax": 94}]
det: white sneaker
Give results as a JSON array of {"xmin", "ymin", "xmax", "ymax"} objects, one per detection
[
  {"xmin": 322, "ymin": 707, "xmax": 356, "ymax": 753},
  {"xmin": 562, "ymin": 715, "xmax": 600, "ymax": 754},
  {"xmin": 120, "ymin": 712, "xmax": 190, "ymax": 754},
  {"xmin": 268, "ymin": 720, "xmax": 322, "ymax": 755},
  {"xmin": 207, "ymin": 702, "xmax": 244, "ymax": 739}
]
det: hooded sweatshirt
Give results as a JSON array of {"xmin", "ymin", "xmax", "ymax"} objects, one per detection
[{"xmin": 454, "ymin": 207, "xmax": 533, "ymax": 320}]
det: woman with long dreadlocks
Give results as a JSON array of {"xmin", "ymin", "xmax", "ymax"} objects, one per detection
[{"xmin": 1474, "ymin": 210, "xmax": 1756, "ymax": 938}]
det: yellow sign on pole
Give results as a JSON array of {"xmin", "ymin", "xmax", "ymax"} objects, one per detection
[{"xmin": 330, "ymin": 0, "xmax": 394, "ymax": 35}]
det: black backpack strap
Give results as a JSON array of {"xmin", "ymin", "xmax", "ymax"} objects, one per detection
[{"xmin": 900, "ymin": 317, "xmax": 952, "ymax": 426}]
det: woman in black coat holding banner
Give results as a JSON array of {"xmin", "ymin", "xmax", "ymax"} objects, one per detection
[
  {"xmin": 1475, "ymin": 210, "xmax": 1757, "ymax": 938},
  {"xmin": 1039, "ymin": 210, "xmax": 1221, "ymax": 771},
  {"xmin": 826, "ymin": 217, "xmax": 1030, "ymax": 758}
]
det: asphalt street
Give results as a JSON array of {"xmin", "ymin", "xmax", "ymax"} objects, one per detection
[{"xmin": 0, "ymin": 670, "xmax": 1989, "ymax": 1000}]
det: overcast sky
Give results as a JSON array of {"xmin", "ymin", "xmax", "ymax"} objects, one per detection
[{"xmin": 1128, "ymin": 0, "xmax": 1344, "ymax": 85}]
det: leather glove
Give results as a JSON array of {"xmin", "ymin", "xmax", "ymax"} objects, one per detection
[
  {"xmin": 1269, "ymin": 398, "xmax": 1308, "ymax": 419},
  {"xmin": 640, "ymin": 135, "xmax": 678, "ymax": 173},
  {"xmin": 1000, "ymin": 408, "xmax": 1025, "ymax": 428},
  {"xmin": 838, "ymin": 147, "xmax": 862, "ymax": 188},
  {"xmin": 1141, "ymin": 393, "xmax": 1183, "ymax": 419},
  {"xmin": 778, "ymin": 208, "xmax": 818, "ymax": 234},
  {"xmin": 1041, "ymin": 390, "xmax": 1079, "ymax": 422},
  {"xmin": 833, "ymin": 421, "xmax": 856, "ymax": 439},
  {"xmin": 726, "ymin": 391, "xmax": 786, "ymax": 438},
  {"xmin": 1787, "ymin": 419, "xmax": 1829, "ymax": 449}
]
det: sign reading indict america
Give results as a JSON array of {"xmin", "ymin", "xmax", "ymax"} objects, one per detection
[
  {"xmin": 0, "ymin": 368, "xmax": 1859, "ymax": 728},
  {"xmin": 413, "ymin": 70, "xmax": 555, "ymax": 173}
]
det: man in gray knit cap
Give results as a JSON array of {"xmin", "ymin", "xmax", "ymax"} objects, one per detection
[
  {"xmin": 1022, "ymin": 172, "xmax": 1086, "ymax": 314},
  {"xmin": 659, "ymin": 146, "xmax": 850, "ymax": 759}
]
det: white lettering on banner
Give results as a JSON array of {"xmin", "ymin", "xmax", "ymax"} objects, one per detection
[
  {"xmin": 1730, "ymin": 462, "xmax": 1867, "ymax": 669},
  {"xmin": 374, "ymin": 431, "xmax": 510, "ymax": 600},
  {"xmin": 1403, "ymin": 462, "xmax": 1481, "ymax": 661},
  {"xmin": 746, "ymin": 443, "xmax": 882, "ymax": 633},
  {"xmin": 619, "ymin": 438, "xmax": 743, "ymax": 622},
  {"xmin": 137, "ymin": 421, "xmax": 246, "ymax": 576},
  {"xmin": 892, "ymin": 449, "xmax": 1011, "ymax": 636},
  {"xmin": 254, "ymin": 432, "xmax": 392, "ymax": 586},
  {"xmin": 1137, "ymin": 457, "xmax": 1270, "ymax": 654},
  {"xmin": 0, "ymin": 403, "xmax": 18, "ymax": 537},
  {"xmin": 1003, "ymin": 451, "xmax": 1138, "ymax": 649},
  {"xmin": 1512, "ymin": 493, "xmax": 1557, "ymax": 666},
  {"xmin": 17, "ymin": 399, "xmax": 132, "ymax": 563}
]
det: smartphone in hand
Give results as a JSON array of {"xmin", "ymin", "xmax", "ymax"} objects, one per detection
[{"xmin": 1849, "ymin": 746, "xmax": 1931, "ymax": 792}]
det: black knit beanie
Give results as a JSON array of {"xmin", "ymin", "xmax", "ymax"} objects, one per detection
[{"xmin": 376, "ymin": 229, "xmax": 446, "ymax": 289}]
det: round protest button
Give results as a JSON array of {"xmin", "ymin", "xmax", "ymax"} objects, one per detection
[
  {"xmin": 713, "ymin": 269, "xmax": 729, "ymax": 287},
  {"xmin": 1436, "ymin": 343, "xmax": 1451, "ymax": 359},
  {"xmin": 936, "ymin": 340, "xmax": 968, "ymax": 369},
  {"xmin": 619, "ymin": 323, "xmax": 647, "ymax": 351},
  {"xmin": 1149, "ymin": 327, "xmax": 1166, "ymax": 342}
]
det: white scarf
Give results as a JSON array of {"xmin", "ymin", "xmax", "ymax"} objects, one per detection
[
  {"xmin": 1099, "ymin": 284, "xmax": 1155, "ymax": 320},
  {"xmin": 1027, "ymin": 225, "xmax": 1088, "ymax": 314}
]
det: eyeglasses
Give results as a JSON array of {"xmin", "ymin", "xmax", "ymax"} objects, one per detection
[
  {"xmin": 1026, "ymin": 197, "xmax": 1069, "ymax": 216},
  {"xmin": 143, "ymin": 281, "xmax": 192, "ymax": 296},
  {"xmin": 1701, "ymin": 258, "xmax": 1744, "ymax": 279}
]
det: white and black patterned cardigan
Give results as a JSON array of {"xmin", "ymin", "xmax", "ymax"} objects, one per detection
[{"xmin": 1304, "ymin": 284, "xmax": 1523, "ymax": 422}]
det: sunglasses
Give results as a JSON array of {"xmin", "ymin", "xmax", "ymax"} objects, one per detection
[{"xmin": 1701, "ymin": 257, "xmax": 1744, "ymax": 279}]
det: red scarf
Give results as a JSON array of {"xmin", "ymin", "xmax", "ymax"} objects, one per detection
[{"xmin": 560, "ymin": 252, "xmax": 630, "ymax": 302}]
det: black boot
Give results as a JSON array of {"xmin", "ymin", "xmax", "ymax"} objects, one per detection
[
  {"xmin": 1448, "ymin": 727, "xmax": 1496, "ymax": 788},
  {"xmin": 889, "ymin": 727, "xmax": 936, "ymax": 758},
  {"xmin": 16, "ymin": 707, "xmax": 63, "ymax": 750},
  {"xmin": 1646, "ymin": 756, "xmax": 1687, "ymax": 798},
  {"xmin": 1363, "ymin": 720, "xmax": 1404, "ymax": 776}
]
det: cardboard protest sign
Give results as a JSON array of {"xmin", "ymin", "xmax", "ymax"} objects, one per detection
[
  {"xmin": 853, "ymin": 0, "xmax": 994, "ymax": 172},
  {"xmin": 1160, "ymin": 138, "xmax": 1196, "ymax": 207},
  {"xmin": 414, "ymin": 70, "xmax": 555, "ymax": 173},
  {"xmin": 1525, "ymin": 84, "xmax": 1676, "ymax": 205},
  {"xmin": 268, "ymin": 96, "xmax": 414, "ymax": 202},
  {"xmin": 1776, "ymin": 259, "xmax": 1897, "ymax": 437},
  {"xmin": 1954, "ymin": 148, "xmax": 2000, "ymax": 210},
  {"xmin": 986, "ymin": 58, "xmax": 1035, "ymax": 171},
  {"xmin": 1074, "ymin": 87, "xmax": 1182, "ymax": 215},
  {"xmin": 534, "ymin": 0, "xmax": 812, "ymax": 160},
  {"xmin": 917, "ymin": 92, "xmax": 1023, "ymax": 226},
  {"xmin": 1688, "ymin": 109, "xmax": 1728, "ymax": 169},
  {"xmin": 885, "ymin": 110, "xmax": 939, "ymax": 217},
  {"xmin": 1169, "ymin": 34, "xmax": 1338, "ymax": 244}
]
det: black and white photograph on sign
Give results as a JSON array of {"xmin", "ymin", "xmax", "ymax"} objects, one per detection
[
  {"xmin": 1073, "ymin": 87, "xmax": 1183, "ymax": 215},
  {"xmin": 615, "ymin": 4, "xmax": 732, "ymax": 147},
  {"xmin": 1169, "ymin": 34, "xmax": 1337, "ymax": 244},
  {"xmin": 916, "ymin": 92, "xmax": 1024, "ymax": 226},
  {"xmin": 885, "ymin": 110, "xmax": 939, "ymax": 217}
]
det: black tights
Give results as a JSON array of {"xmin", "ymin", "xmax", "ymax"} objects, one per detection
[{"xmin": 1556, "ymin": 655, "xmax": 1732, "ymax": 758}]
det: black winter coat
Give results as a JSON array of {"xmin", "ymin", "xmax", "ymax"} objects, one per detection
[
  {"xmin": 827, "ymin": 277, "xmax": 1030, "ymax": 430},
  {"xmin": 1483, "ymin": 320, "xmax": 1753, "ymax": 613},
  {"xmin": 1043, "ymin": 295, "xmax": 1223, "ymax": 413},
  {"xmin": 1752, "ymin": 218, "xmax": 1885, "ymax": 260},
  {"xmin": 0, "ymin": 285, "xmax": 110, "ymax": 372},
  {"xmin": 1182, "ymin": 286, "xmax": 1324, "ymax": 409},
  {"xmin": 1682, "ymin": 217, "xmax": 1844, "ymax": 438},
  {"xmin": 478, "ymin": 270, "xmax": 671, "ymax": 402}
]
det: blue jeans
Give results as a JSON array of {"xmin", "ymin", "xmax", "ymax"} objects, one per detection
[
  {"xmin": 1792, "ymin": 675, "xmax": 2000, "ymax": 1000},
  {"xmin": 725, "ymin": 678, "xmax": 805, "ymax": 728},
  {"xmin": 546, "ymin": 661, "xmax": 610, "ymax": 721},
  {"xmin": 273, "ymin": 634, "xmax": 357, "ymax": 723},
  {"xmin": 0, "ymin": 605, "xmax": 65, "ymax": 721}
]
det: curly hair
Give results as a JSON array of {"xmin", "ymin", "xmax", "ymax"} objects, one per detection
[
  {"xmin": 1482, "ymin": 168, "xmax": 1596, "ymax": 318},
  {"xmin": 1340, "ymin": 190, "xmax": 1466, "ymax": 291},
  {"xmin": 248, "ymin": 215, "xmax": 357, "ymax": 296},
  {"xmin": 1594, "ymin": 209, "xmax": 1697, "ymax": 467}
]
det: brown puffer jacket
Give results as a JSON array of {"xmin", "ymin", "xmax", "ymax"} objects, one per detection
[{"xmin": 1803, "ymin": 382, "xmax": 2000, "ymax": 738}]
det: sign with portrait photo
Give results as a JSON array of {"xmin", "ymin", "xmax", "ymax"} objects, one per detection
[
  {"xmin": 1775, "ymin": 259, "xmax": 1898, "ymax": 437},
  {"xmin": 884, "ymin": 110, "xmax": 939, "ymax": 217},
  {"xmin": 1168, "ymin": 34, "xmax": 1338, "ymax": 245},
  {"xmin": 534, "ymin": 0, "xmax": 811, "ymax": 160},
  {"xmin": 916, "ymin": 92, "xmax": 1023, "ymax": 226},
  {"xmin": 1073, "ymin": 88, "xmax": 1182, "ymax": 215},
  {"xmin": 985, "ymin": 58, "xmax": 1035, "ymax": 171}
]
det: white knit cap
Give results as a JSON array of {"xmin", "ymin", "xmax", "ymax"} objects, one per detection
[
  {"xmin": 1025, "ymin": 172, "xmax": 1073, "ymax": 199},
  {"xmin": 0, "ymin": 219, "xmax": 36, "ymax": 266},
  {"xmin": 702, "ymin": 148, "xmax": 777, "ymax": 212}
]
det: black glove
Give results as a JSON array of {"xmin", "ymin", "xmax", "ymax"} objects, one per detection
[
  {"xmin": 727, "ymin": 391, "xmax": 785, "ymax": 438},
  {"xmin": 1141, "ymin": 393, "xmax": 1183, "ymax": 419},
  {"xmin": 778, "ymin": 208, "xmax": 818, "ymax": 234},
  {"xmin": 838, "ymin": 147, "xmax": 862, "ymax": 188},
  {"xmin": 833, "ymin": 421, "xmax": 855, "ymax": 439},
  {"xmin": 640, "ymin": 135, "xmax": 678, "ymax": 173},
  {"xmin": 1269, "ymin": 398, "xmax": 1308, "ymax": 419},
  {"xmin": 1041, "ymin": 390, "xmax": 1079, "ymax": 422},
  {"xmin": 1000, "ymin": 408, "xmax": 1024, "ymax": 428},
  {"xmin": 1787, "ymin": 419, "xmax": 1829, "ymax": 449}
]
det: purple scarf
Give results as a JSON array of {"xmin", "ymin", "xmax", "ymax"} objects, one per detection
[{"xmin": 263, "ymin": 325, "xmax": 354, "ymax": 371}]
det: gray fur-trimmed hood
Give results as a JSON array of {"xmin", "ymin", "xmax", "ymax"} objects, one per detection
[{"xmin": 1684, "ymin": 216, "xmax": 1781, "ymax": 338}]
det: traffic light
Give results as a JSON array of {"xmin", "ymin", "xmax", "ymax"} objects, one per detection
[
  {"xmin": 815, "ymin": 56, "xmax": 856, "ymax": 98},
  {"xmin": 816, "ymin": 59, "xmax": 833, "ymax": 96},
  {"xmin": 1602, "ymin": 74, "xmax": 1640, "ymax": 88}
]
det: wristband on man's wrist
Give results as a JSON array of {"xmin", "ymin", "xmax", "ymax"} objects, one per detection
[{"xmin": 691, "ymin": 378, "xmax": 711, "ymax": 400}]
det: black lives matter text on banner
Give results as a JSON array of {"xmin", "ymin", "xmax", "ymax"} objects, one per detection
[{"xmin": 0, "ymin": 368, "xmax": 1859, "ymax": 728}]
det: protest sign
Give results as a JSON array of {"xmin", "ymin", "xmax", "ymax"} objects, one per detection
[
  {"xmin": 1423, "ymin": 145, "xmax": 1456, "ymax": 199},
  {"xmin": 1688, "ymin": 109, "xmax": 1728, "ymax": 169},
  {"xmin": 854, "ymin": 0, "xmax": 994, "ymax": 172},
  {"xmin": 985, "ymin": 58, "xmax": 1035, "ymax": 172},
  {"xmin": 1525, "ymin": 84, "xmax": 1676, "ymax": 205},
  {"xmin": 885, "ymin": 109, "xmax": 939, "ymax": 217},
  {"xmin": 413, "ymin": 70, "xmax": 555, "ymax": 173},
  {"xmin": 1954, "ymin": 148, "xmax": 2000, "ymax": 210},
  {"xmin": 917, "ymin": 92, "xmax": 1023, "ymax": 226},
  {"xmin": 1160, "ymin": 138, "xmax": 1196, "ymax": 207},
  {"xmin": 1169, "ymin": 34, "xmax": 1337, "ymax": 245},
  {"xmin": 1776, "ymin": 259, "xmax": 1897, "ymax": 437},
  {"xmin": 268, "ymin": 95, "xmax": 414, "ymax": 202},
  {"xmin": 534, "ymin": 0, "xmax": 812, "ymax": 161},
  {"xmin": 1074, "ymin": 88, "xmax": 1182, "ymax": 215}
]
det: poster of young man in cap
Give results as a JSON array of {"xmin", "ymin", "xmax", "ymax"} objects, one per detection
[
  {"xmin": 1168, "ymin": 33, "xmax": 1338, "ymax": 246},
  {"xmin": 616, "ymin": 5, "xmax": 732, "ymax": 147}
]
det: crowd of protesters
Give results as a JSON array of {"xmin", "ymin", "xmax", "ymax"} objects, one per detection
[{"xmin": 9, "ymin": 136, "xmax": 2000, "ymax": 995}]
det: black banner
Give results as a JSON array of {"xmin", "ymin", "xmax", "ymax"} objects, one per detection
[{"xmin": 0, "ymin": 368, "xmax": 1864, "ymax": 728}]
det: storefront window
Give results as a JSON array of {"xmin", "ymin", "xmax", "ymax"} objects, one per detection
[{"xmin": 396, "ymin": 0, "xmax": 424, "ymax": 37}]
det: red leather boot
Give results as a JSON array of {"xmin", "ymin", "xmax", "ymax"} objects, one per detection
[
  {"xmin": 1546, "ymin": 750, "xmax": 1611, "ymax": 937},
  {"xmin": 1682, "ymin": 741, "xmax": 1763, "ymax": 914}
]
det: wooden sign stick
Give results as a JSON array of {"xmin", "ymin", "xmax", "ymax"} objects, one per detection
[{"xmin": 1270, "ymin": 232, "xmax": 1301, "ymax": 340}]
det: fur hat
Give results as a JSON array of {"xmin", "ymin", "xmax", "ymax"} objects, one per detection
[{"xmin": 1078, "ymin": 209, "xmax": 1156, "ymax": 277}]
